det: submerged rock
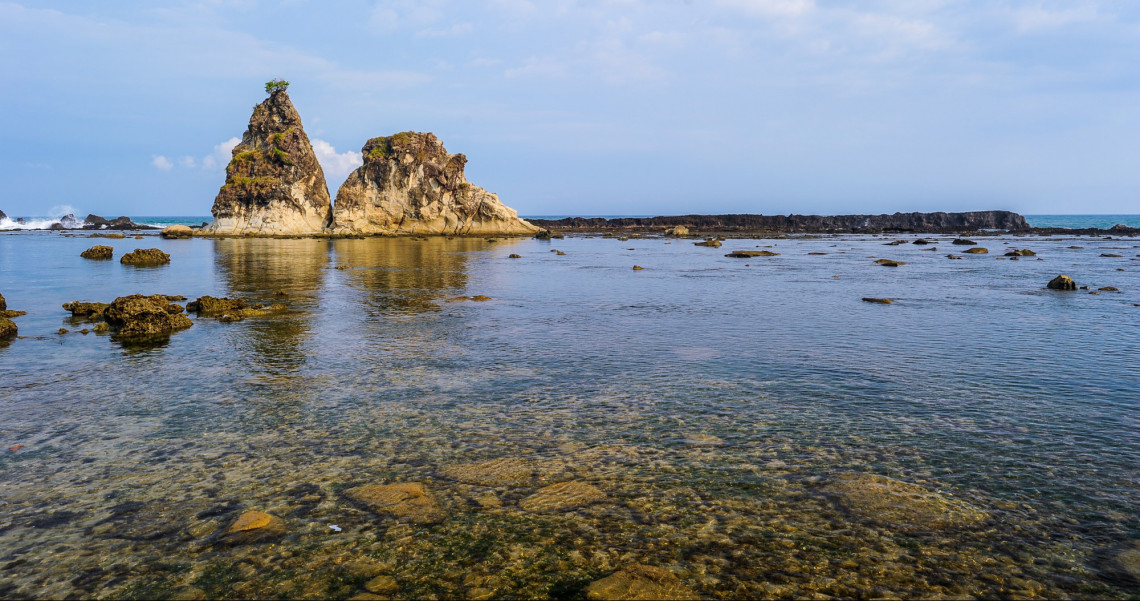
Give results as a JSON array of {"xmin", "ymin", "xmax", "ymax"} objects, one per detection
[
  {"xmin": 1047, "ymin": 275, "xmax": 1077, "ymax": 291},
  {"xmin": 205, "ymin": 86, "xmax": 332, "ymax": 235},
  {"xmin": 345, "ymin": 482, "xmax": 444, "ymax": 524},
  {"xmin": 952, "ymin": 238, "xmax": 977, "ymax": 245},
  {"xmin": 332, "ymin": 131, "xmax": 538, "ymax": 236},
  {"xmin": 103, "ymin": 294, "xmax": 192, "ymax": 338},
  {"xmin": 874, "ymin": 259, "xmax": 906, "ymax": 266},
  {"xmin": 120, "ymin": 248, "xmax": 170, "ymax": 266},
  {"xmin": 693, "ymin": 238, "xmax": 722, "ymax": 248},
  {"xmin": 823, "ymin": 473, "xmax": 987, "ymax": 532},
  {"xmin": 519, "ymin": 481, "xmax": 605, "ymax": 512},
  {"xmin": 440, "ymin": 457, "xmax": 556, "ymax": 487},
  {"xmin": 80, "ymin": 245, "xmax": 114, "ymax": 260},
  {"xmin": 585, "ymin": 564, "xmax": 697, "ymax": 601},
  {"xmin": 161, "ymin": 225, "xmax": 194, "ymax": 239},
  {"xmin": 725, "ymin": 250, "xmax": 778, "ymax": 258},
  {"xmin": 862, "ymin": 297, "xmax": 892, "ymax": 304}
]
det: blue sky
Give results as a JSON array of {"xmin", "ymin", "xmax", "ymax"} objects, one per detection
[{"xmin": 1, "ymin": 0, "xmax": 1137, "ymax": 217}]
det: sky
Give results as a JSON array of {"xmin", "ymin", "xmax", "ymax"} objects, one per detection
[{"xmin": 1, "ymin": 0, "xmax": 1138, "ymax": 218}]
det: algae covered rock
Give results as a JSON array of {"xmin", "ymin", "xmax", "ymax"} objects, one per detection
[
  {"xmin": 874, "ymin": 259, "xmax": 906, "ymax": 266},
  {"xmin": 103, "ymin": 294, "xmax": 192, "ymax": 338},
  {"xmin": 120, "ymin": 248, "xmax": 170, "ymax": 266},
  {"xmin": 963, "ymin": 247, "xmax": 988, "ymax": 254},
  {"xmin": 666, "ymin": 225, "xmax": 690, "ymax": 236},
  {"xmin": 0, "ymin": 317, "xmax": 16, "ymax": 339},
  {"xmin": 63, "ymin": 301, "xmax": 109, "ymax": 319},
  {"xmin": 585, "ymin": 564, "xmax": 698, "ymax": 601},
  {"xmin": 345, "ymin": 482, "xmax": 444, "ymax": 524},
  {"xmin": 81, "ymin": 245, "xmax": 114, "ymax": 260},
  {"xmin": 726, "ymin": 250, "xmax": 778, "ymax": 258},
  {"xmin": 823, "ymin": 473, "xmax": 987, "ymax": 532},
  {"xmin": 187, "ymin": 296, "xmax": 246, "ymax": 315},
  {"xmin": 693, "ymin": 238, "xmax": 722, "ymax": 248},
  {"xmin": 205, "ymin": 86, "xmax": 332, "ymax": 235},
  {"xmin": 332, "ymin": 132, "xmax": 538, "ymax": 236},
  {"xmin": 1047, "ymin": 275, "xmax": 1077, "ymax": 291}
]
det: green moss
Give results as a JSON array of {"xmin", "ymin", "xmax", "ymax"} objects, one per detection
[{"xmin": 271, "ymin": 147, "xmax": 291, "ymax": 164}]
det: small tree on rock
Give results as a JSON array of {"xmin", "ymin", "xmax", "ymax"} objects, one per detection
[{"xmin": 265, "ymin": 79, "xmax": 290, "ymax": 95}]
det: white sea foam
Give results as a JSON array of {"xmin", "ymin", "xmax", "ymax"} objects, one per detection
[{"xmin": 0, "ymin": 205, "xmax": 85, "ymax": 230}]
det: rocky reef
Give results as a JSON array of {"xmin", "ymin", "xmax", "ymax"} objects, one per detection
[
  {"xmin": 530, "ymin": 211, "xmax": 1030, "ymax": 234},
  {"xmin": 204, "ymin": 87, "xmax": 332, "ymax": 235},
  {"xmin": 332, "ymin": 132, "xmax": 539, "ymax": 236}
]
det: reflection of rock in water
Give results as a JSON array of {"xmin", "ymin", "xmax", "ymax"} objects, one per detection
[
  {"xmin": 212, "ymin": 238, "xmax": 329, "ymax": 374},
  {"xmin": 332, "ymin": 238, "xmax": 516, "ymax": 315}
]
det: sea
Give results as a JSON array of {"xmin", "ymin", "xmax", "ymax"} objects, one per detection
[{"xmin": 0, "ymin": 217, "xmax": 1138, "ymax": 599}]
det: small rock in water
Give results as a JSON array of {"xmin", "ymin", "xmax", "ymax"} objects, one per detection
[
  {"xmin": 952, "ymin": 238, "xmax": 977, "ymax": 245},
  {"xmin": 963, "ymin": 247, "xmax": 988, "ymax": 254},
  {"xmin": 725, "ymin": 250, "xmax": 777, "ymax": 258},
  {"xmin": 946, "ymin": 254, "xmax": 962, "ymax": 260},
  {"xmin": 823, "ymin": 473, "xmax": 987, "ymax": 532},
  {"xmin": 80, "ymin": 245, "xmax": 114, "ymax": 260},
  {"xmin": 160, "ymin": 225, "xmax": 193, "ymax": 239},
  {"xmin": 1101, "ymin": 253, "xmax": 1123, "ymax": 258},
  {"xmin": 120, "ymin": 248, "xmax": 170, "ymax": 266},
  {"xmin": 364, "ymin": 575, "xmax": 399, "ymax": 595},
  {"xmin": 585, "ymin": 564, "xmax": 697, "ymax": 601},
  {"xmin": 862, "ymin": 298, "xmax": 892, "ymax": 304},
  {"xmin": 693, "ymin": 238, "xmax": 722, "ymax": 248},
  {"xmin": 1099, "ymin": 286, "xmax": 1120, "ymax": 292},
  {"xmin": 874, "ymin": 259, "xmax": 905, "ymax": 267},
  {"xmin": 228, "ymin": 510, "xmax": 283, "ymax": 533},
  {"xmin": 508, "ymin": 254, "xmax": 521, "ymax": 259},
  {"xmin": 884, "ymin": 240, "xmax": 907, "ymax": 246},
  {"xmin": 1047, "ymin": 275, "xmax": 1077, "ymax": 291},
  {"xmin": 912, "ymin": 238, "xmax": 930, "ymax": 245},
  {"xmin": 632, "ymin": 265, "xmax": 644, "ymax": 270}
]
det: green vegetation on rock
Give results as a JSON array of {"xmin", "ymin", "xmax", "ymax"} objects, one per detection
[{"xmin": 265, "ymin": 79, "xmax": 290, "ymax": 94}]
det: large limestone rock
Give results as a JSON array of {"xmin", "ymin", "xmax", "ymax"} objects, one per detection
[
  {"xmin": 205, "ymin": 89, "xmax": 332, "ymax": 235},
  {"xmin": 332, "ymin": 132, "xmax": 539, "ymax": 236}
]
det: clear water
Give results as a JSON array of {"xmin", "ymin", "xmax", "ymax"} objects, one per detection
[
  {"xmin": 1, "ymin": 231, "xmax": 1138, "ymax": 599},
  {"xmin": 1026, "ymin": 215, "xmax": 1140, "ymax": 229}
]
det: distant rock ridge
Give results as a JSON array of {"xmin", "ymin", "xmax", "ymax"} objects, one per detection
[
  {"xmin": 530, "ymin": 211, "xmax": 1032, "ymax": 234},
  {"xmin": 332, "ymin": 131, "xmax": 539, "ymax": 236},
  {"xmin": 204, "ymin": 89, "xmax": 332, "ymax": 235}
]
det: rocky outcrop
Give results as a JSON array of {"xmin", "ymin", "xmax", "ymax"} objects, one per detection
[
  {"xmin": 160, "ymin": 225, "xmax": 193, "ymax": 239},
  {"xmin": 103, "ymin": 294, "xmax": 192, "ymax": 339},
  {"xmin": 530, "ymin": 211, "xmax": 1031, "ymax": 234},
  {"xmin": 205, "ymin": 89, "xmax": 332, "ymax": 235},
  {"xmin": 332, "ymin": 132, "xmax": 538, "ymax": 236},
  {"xmin": 120, "ymin": 248, "xmax": 170, "ymax": 266},
  {"xmin": 82, "ymin": 214, "xmax": 156, "ymax": 230},
  {"xmin": 1048, "ymin": 275, "xmax": 1077, "ymax": 291}
]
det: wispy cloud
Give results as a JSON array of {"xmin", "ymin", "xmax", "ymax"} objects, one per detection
[
  {"xmin": 201, "ymin": 138, "xmax": 241, "ymax": 171},
  {"xmin": 311, "ymin": 139, "xmax": 363, "ymax": 188},
  {"xmin": 152, "ymin": 155, "xmax": 173, "ymax": 170}
]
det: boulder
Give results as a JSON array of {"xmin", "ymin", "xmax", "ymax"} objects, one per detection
[
  {"xmin": 205, "ymin": 87, "xmax": 332, "ymax": 235},
  {"xmin": 585, "ymin": 565, "xmax": 697, "ymax": 601},
  {"xmin": 332, "ymin": 132, "xmax": 539, "ymax": 236},
  {"xmin": 1047, "ymin": 275, "xmax": 1077, "ymax": 291},
  {"xmin": 963, "ymin": 247, "xmax": 988, "ymax": 254},
  {"xmin": 632, "ymin": 265, "xmax": 644, "ymax": 270},
  {"xmin": 912, "ymin": 238, "xmax": 931, "ymax": 245},
  {"xmin": 1004, "ymin": 249, "xmax": 1035, "ymax": 257},
  {"xmin": 345, "ymin": 482, "xmax": 444, "ymax": 524},
  {"xmin": 822, "ymin": 473, "xmax": 987, "ymax": 532},
  {"xmin": 161, "ymin": 225, "xmax": 194, "ymax": 239},
  {"xmin": 665, "ymin": 225, "xmax": 690, "ymax": 236},
  {"xmin": 103, "ymin": 294, "xmax": 192, "ymax": 338},
  {"xmin": 874, "ymin": 259, "xmax": 905, "ymax": 266},
  {"xmin": 693, "ymin": 239, "xmax": 722, "ymax": 248},
  {"xmin": 120, "ymin": 248, "xmax": 170, "ymax": 266},
  {"xmin": 952, "ymin": 238, "xmax": 977, "ymax": 245},
  {"xmin": 80, "ymin": 245, "xmax": 114, "ymax": 260}
]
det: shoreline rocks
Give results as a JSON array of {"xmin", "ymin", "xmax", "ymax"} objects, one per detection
[
  {"xmin": 332, "ymin": 131, "xmax": 539, "ymax": 236},
  {"xmin": 120, "ymin": 248, "xmax": 170, "ymax": 266},
  {"xmin": 530, "ymin": 211, "xmax": 1031, "ymax": 234},
  {"xmin": 81, "ymin": 245, "xmax": 114, "ymax": 260},
  {"xmin": 103, "ymin": 294, "xmax": 192, "ymax": 339}
]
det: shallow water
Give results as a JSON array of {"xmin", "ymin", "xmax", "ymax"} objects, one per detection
[{"xmin": 1, "ymin": 231, "xmax": 1138, "ymax": 599}]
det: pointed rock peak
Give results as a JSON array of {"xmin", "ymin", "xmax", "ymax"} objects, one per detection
[
  {"xmin": 204, "ymin": 82, "xmax": 332, "ymax": 236},
  {"xmin": 333, "ymin": 131, "xmax": 538, "ymax": 236}
]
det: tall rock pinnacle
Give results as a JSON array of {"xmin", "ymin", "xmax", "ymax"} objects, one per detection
[
  {"xmin": 205, "ymin": 86, "xmax": 332, "ymax": 235},
  {"xmin": 332, "ymin": 132, "xmax": 539, "ymax": 236}
]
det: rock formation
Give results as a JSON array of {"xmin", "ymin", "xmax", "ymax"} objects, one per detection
[
  {"xmin": 332, "ymin": 132, "xmax": 539, "ymax": 236},
  {"xmin": 205, "ymin": 88, "xmax": 332, "ymax": 235}
]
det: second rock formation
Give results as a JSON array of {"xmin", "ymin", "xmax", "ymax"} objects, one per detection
[{"xmin": 332, "ymin": 132, "xmax": 538, "ymax": 236}]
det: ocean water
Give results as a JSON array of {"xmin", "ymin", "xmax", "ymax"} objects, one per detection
[
  {"xmin": 1, "ymin": 230, "xmax": 1138, "ymax": 599},
  {"xmin": 1026, "ymin": 215, "xmax": 1140, "ymax": 229}
]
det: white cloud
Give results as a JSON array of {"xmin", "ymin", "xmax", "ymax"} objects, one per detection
[
  {"xmin": 179, "ymin": 156, "xmax": 197, "ymax": 168},
  {"xmin": 714, "ymin": 0, "xmax": 815, "ymax": 18},
  {"xmin": 152, "ymin": 155, "xmax": 173, "ymax": 170},
  {"xmin": 201, "ymin": 137, "xmax": 241, "ymax": 171},
  {"xmin": 416, "ymin": 22, "xmax": 474, "ymax": 38},
  {"xmin": 311, "ymin": 139, "xmax": 363, "ymax": 187}
]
